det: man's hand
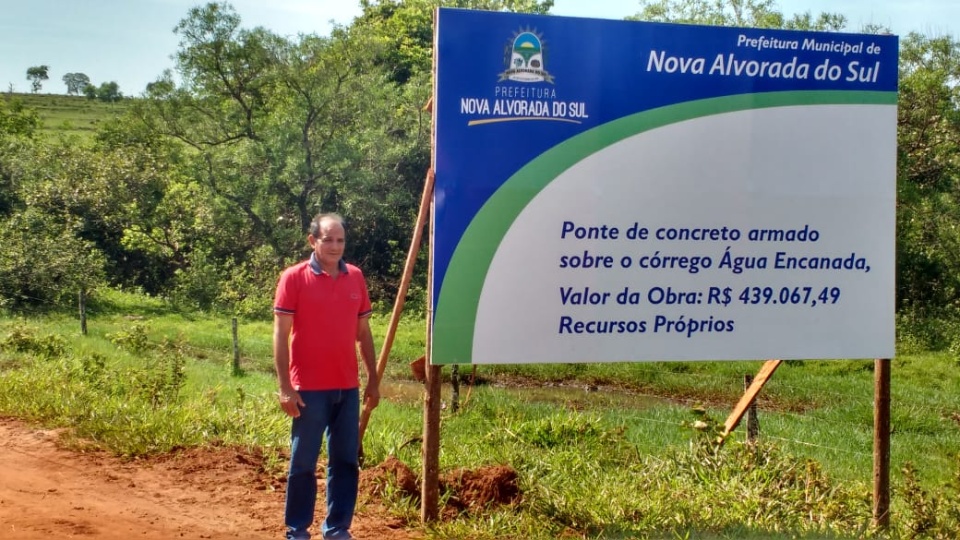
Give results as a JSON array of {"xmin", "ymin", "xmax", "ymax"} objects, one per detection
[
  {"xmin": 363, "ymin": 383, "xmax": 380, "ymax": 411},
  {"xmin": 278, "ymin": 388, "xmax": 305, "ymax": 418}
]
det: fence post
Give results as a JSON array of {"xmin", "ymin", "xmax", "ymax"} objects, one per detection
[
  {"xmin": 719, "ymin": 360, "xmax": 781, "ymax": 445},
  {"xmin": 231, "ymin": 317, "xmax": 241, "ymax": 375},
  {"xmin": 873, "ymin": 358, "xmax": 891, "ymax": 529},
  {"xmin": 744, "ymin": 374, "xmax": 759, "ymax": 442},
  {"xmin": 451, "ymin": 364, "xmax": 460, "ymax": 412},
  {"xmin": 78, "ymin": 289, "xmax": 87, "ymax": 336}
]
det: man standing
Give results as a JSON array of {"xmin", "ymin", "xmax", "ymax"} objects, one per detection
[{"xmin": 274, "ymin": 213, "xmax": 380, "ymax": 540}]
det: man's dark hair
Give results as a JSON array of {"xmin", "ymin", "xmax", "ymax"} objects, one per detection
[{"xmin": 309, "ymin": 212, "xmax": 345, "ymax": 237}]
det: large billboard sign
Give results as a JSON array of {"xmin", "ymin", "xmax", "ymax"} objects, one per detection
[{"xmin": 431, "ymin": 8, "xmax": 898, "ymax": 365}]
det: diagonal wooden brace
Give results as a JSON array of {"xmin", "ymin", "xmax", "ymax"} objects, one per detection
[{"xmin": 718, "ymin": 359, "xmax": 783, "ymax": 445}]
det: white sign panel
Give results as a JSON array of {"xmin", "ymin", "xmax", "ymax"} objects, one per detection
[{"xmin": 432, "ymin": 9, "xmax": 898, "ymax": 364}]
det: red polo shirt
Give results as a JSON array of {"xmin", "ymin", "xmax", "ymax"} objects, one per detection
[{"xmin": 274, "ymin": 256, "xmax": 372, "ymax": 391}]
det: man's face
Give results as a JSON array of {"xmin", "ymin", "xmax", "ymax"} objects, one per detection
[{"xmin": 310, "ymin": 219, "xmax": 345, "ymax": 268}]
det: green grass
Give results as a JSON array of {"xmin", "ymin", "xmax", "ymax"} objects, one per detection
[
  {"xmin": 1, "ymin": 288, "xmax": 959, "ymax": 539},
  {"xmin": 1, "ymin": 92, "xmax": 130, "ymax": 141}
]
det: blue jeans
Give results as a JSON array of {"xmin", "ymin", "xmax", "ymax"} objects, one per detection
[{"xmin": 284, "ymin": 389, "xmax": 360, "ymax": 540}]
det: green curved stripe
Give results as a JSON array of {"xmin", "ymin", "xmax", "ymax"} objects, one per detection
[{"xmin": 432, "ymin": 90, "xmax": 897, "ymax": 365}]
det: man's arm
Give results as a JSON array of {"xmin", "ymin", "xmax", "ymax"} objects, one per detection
[
  {"xmin": 357, "ymin": 316, "xmax": 380, "ymax": 409},
  {"xmin": 273, "ymin": 313, "xmax": 304, "ymax": 417}
]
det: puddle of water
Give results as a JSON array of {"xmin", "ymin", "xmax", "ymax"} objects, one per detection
[{"xmin": 380, "ymin": 379, "xmax": 426, "ymax": 405}]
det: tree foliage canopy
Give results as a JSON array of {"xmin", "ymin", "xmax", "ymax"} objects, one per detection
[
  {"xmin": 630, "ymin": 0, "xmax": 846, "ymax": 31},
  {"xmin": 356, "ymin": 0, "xmax": 554, "ymax": 83},
  {"xmin": 3, "ymin": 1, "xmax": 960, "ymax": 333},
  {"xmin": 25, "ymin": 65, "xmax": 49, "ymax": 93},
  {"xmin": 895, "ymin": 33, "xmax": 960, "ymax": 316},
  {"xmin": 0, "ymin": 99, "xmax": 39, "ymax": 140},
  {"xmin": 62, "ymin": 73, "xmax": 91, "ymax": 95},
  {"xmin": 83, "ymin": 81, "xmax": 123, "ymax": 102}
]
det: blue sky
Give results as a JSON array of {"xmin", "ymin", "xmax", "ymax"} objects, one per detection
[{"xmin": 1, "ymin": 0, "xmax": 957, "ymax": 96}]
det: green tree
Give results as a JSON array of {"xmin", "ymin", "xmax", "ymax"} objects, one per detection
[
  {"xmin": 133, "ymin": 2, "xmax": 431, "ymax": 303},
  {"xmin": 81, "ymin": 81, "xmax": 123, "ymax": 102},
  {"xmin": 147, "ymin": 2, "xmax": 296, "ymax": 257},
  {"xmin": 62, "ymin": 72, "xmax": 91, "ymax": 95},
  {"xmin": 895, "ymin": 33, "xmax": 960, "ymax": 318},
  {"xmin": 0, "ymin": 98, "xmax": 39, "ymax": 139},
  {"xmin": 0, "ymin": 137, "xmax": 110, "ymax": 309},
  {"xmin": 145, "ymin": 70, "xmax": 175, "ymax": 96},
  {"xmin": 25, "ymin": 65, "xmax": 49, "ymax": 93},
  {"xmin": 2, "ymin": 110, "xmax": 202, "ymax": 298},
  {"xmin": 96, "ymin": 81, "xmax": 123, "ymax": 102},
  {"xmin": 356, "ymin": 0, "xmax": 555, "ymax": 84},
  {"xmin": 0, "ymin": 98, "xmax": 39, "ymax": 219},
  {"xmin": 87, "ymin": 123, "xmax": 201, "ymax": 293},
  {"xmin": 0, "ymin": 207, "xmax": 107, "ymax": 310},
  {"xmin": 630, "ymin": 0, "xmax": 846, "ymax": 30}
]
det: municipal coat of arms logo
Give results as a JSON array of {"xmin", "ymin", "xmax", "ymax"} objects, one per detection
[{"xmin": 499, "ymin": 29, "xmax": 554, "ymax": 83}]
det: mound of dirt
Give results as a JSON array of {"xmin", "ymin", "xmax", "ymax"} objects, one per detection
[
  {"xmin": 363, "ymin": 456, "xmax": 521, "ymax": 513},
  {"xmin": 441, "ymin": 465, "xmax": 522, "ymax": 511},
  {"xmin": 363, "ymin": 455, "xmax": 421, "ymax": 498}
]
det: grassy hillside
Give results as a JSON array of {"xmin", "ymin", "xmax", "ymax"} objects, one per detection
[{"xmin": 1, "ymin": 92, "xmax": 130, "ymax": 141}]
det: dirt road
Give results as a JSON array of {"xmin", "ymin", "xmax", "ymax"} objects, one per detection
[{"xmin": 0, "ymin": 417, "xmax": 419, "ymax": 540}]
